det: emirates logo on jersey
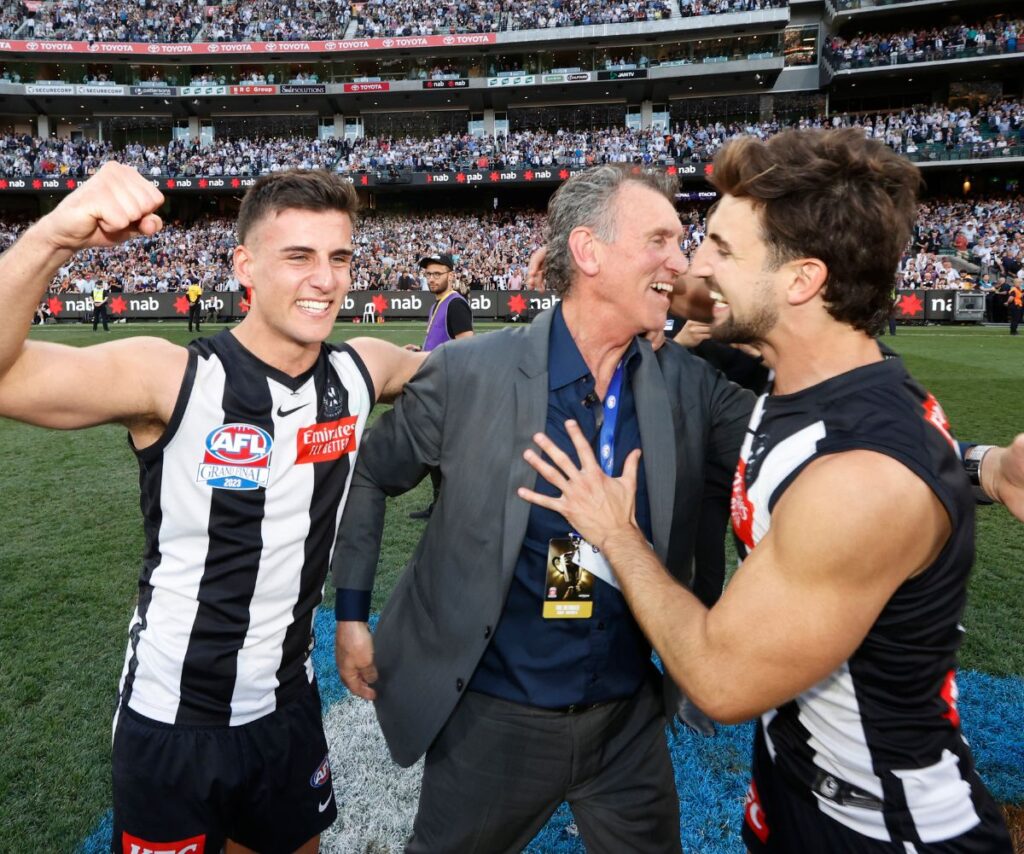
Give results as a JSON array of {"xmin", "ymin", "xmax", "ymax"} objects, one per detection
[
  {"xmin": 922, "ymin": 393, "xmax": 956, "ymax": 450},
  {"xmin": 296, "ymin": 415, "xmax": 358, "ymax": 464},
  {"xmin": 743, "ymin": 779, "xmax": 770, "ymax": 843},
  {"xmin": 731, "ymin": 458, "xmax": 755, "ymax": 550}
]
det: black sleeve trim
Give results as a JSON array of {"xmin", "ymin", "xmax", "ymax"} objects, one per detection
[{"xmin": 131, "ymin": 348, "xmax": 199, "ymax": 462}]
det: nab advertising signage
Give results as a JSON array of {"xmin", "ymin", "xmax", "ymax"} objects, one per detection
[
  {"xmin": 422, "ymin": 78, "xmax": 470, "ymax": 89},
  {"xmin": 43, "ymin": 291, "xmax": 562, "ymax": 321},
  {"xmin": 0, "ymin": 164, "xmax": 713, "ymax": 195}
]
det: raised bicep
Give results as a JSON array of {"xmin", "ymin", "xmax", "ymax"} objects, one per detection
[
  {"xmin": 701, "ymin": 452, "xmax": 950, "ymax": 719},
  {"xmin": 0, "ymin": 337, "xmax": 186, "ymax": 431}
]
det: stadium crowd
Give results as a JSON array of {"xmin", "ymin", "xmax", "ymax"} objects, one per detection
[
  {"xmin": 2, "ymin": 195, "xmax": 1019, "ymax": 300},
  {"xmin": 677, "ymin": 0, "xmax": 785, "ymax": 16},
  {"xmin": 824, "ymin": 17, "xmax": 1022, "ymax": 69},
  {"xmin": 1, "ymin": 98, "xmax": 1021, "ymax": 179},
  {"xmin": 0, "ymin": 3, "xmax": 26, "ymax": 39},
  {"xmin": 0, "ymin": 0, "xmax": 796, "ymax": 42},
  {"xmin": 27, "ymin": 0, "xmax": 202, "ymax": 44},
  {"xmin": 207, "ymin": 0, "xmax": 352, "ymax": 43},
  {"xmin": 491, "ymin": 0, "xmax": 672, "ymax": 34},
  {"xmin": 902, "ymin": 197, "xmax": 1024, "ymax": 289}
]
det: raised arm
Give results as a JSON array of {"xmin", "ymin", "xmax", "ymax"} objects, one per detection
[{"xmin": 0, "ymin": 163, "xmax": 180, "ymax": 438}]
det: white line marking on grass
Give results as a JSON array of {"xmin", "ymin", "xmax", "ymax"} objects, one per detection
[{"xmin": 321, "ymin": 694, "xmax": 423, "ymax": 853}]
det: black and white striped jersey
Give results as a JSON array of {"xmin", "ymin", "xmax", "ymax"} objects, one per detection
[
  {"xmin": 118, "ymin": 330, "xmax": 374, "ymax": 727},
  {"xmin": 731, "ymin": 358, "xmax": 996, "ymax": 846}
]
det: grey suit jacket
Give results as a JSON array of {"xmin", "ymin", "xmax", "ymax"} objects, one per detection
[{"xmin": 331, "ymin": 307, "xmax": 754, "ymax": 767}]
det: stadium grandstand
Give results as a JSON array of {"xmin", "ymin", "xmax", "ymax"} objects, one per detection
[{"xmin": 1, "ymin": 0, "xmax": 1022, "ymax": 850}]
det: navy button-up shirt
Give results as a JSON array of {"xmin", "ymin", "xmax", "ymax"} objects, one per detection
[{"xmin": 469, "ymin": 305, "xmax": 655, "ymax": 708}]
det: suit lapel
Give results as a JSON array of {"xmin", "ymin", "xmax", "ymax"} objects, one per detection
[
  {"xmin": 633, "ymin": 341, "xmax": 676, "ymax": 561},
  {"xmin": 500, "ymin": 310, "xmax": 553, "ymax": 583}
]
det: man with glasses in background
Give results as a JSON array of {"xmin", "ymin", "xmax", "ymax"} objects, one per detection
[{"xmin": 406, "ymin": 251, "xmax": 474, "ymax": 519}]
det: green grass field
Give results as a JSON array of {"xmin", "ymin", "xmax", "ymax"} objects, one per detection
[{"xmin": 1, "ymin": 321, "xmax": 1022, "ymax": 851}]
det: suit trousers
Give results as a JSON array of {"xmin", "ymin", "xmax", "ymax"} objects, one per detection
[{"xmin": 407, "ymin": 677, "xmax": 682, "ymax": 854}]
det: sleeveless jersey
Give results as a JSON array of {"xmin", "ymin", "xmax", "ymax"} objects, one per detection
[
  {"xmin": 117, "ymin": 330, "xmax": 374, "ymax": 727},
  {"xmin": 731, "ymin": 358, "xmax": 993, "ymax": 846}
]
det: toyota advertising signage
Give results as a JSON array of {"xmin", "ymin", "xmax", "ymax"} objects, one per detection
[
  {"xmin": 0, "ymin": 33, "xmax": 496, "ymax": 56},
  {"xmin": 343, "ymin": 81, "xmax": 390, "ymax": 92}
]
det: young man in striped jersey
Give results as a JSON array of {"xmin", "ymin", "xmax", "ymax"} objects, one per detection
[
  {"xmin": 0, "ymin": 162, "xmax": 424, "ymax": 854},
  {"xmin": 519, "ymin": 129, "xmax": 1013, "ymax": 853}
]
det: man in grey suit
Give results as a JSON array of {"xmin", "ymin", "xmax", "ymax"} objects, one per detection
[{"xmin": 332, "ymin": 165, "xmax": 754, "ymax": 853}]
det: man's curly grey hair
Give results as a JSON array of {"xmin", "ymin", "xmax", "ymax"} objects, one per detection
[{"xmin": 543, "ymin": 164, "xmax": 678, "ymax": 297}]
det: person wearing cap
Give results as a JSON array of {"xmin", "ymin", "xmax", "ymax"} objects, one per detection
[
  {"xmin": 416, "ymin": 253, "xmax": 474, "ymax": 352},
  {"xmin": 408, "ymin": 252, "xmax": 474, "ymax": 519}
]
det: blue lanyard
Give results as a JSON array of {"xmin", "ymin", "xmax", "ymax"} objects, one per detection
[{"xmin": 597, "ymin": 362, "xmax": 624, "ymax": 477}]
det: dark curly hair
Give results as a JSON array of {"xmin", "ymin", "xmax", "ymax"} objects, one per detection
[{"xmin": 709, "ymin": 128, "xmax": 923, "ymax": 333}]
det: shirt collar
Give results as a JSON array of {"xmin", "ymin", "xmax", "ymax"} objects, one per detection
[{"xmin": 548, "ymin": 303, "xmax": 641, "ymax": 391}]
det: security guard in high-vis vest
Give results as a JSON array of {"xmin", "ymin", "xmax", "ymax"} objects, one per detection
[
  {"xmin": 1008, "ymin": 277, "xmax": 1023, "ymax": 336},
  {"xmin": 91, "ymin": 283, "xmax": 109, "ymax": 332},
  {"xmin": 186, "ymin": 281, "xmax": 203, "ymax": 333}
]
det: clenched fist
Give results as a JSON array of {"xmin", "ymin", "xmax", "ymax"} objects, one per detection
[{"xmin": 33, "ymin": 161, "xmax": 165, "ymax": 253}]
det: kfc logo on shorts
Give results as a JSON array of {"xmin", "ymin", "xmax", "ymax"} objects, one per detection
[
  {"xmin": 197, "ymin": 423, "xmax": 274, "ymax": 490},
  {"xmin": 122, "ymin": 831, "xmax": 206, "ymax": 854},
  {"xmin": 310, "ymin": 753, "xmax": 331, "ymax": 787},
  {"xmin": 743, "ymin": 780, "xmax": 770, "ymax": 844},
  {"xmin": 296, "ymin": 416, "xmax": 358, "ymax": 464}
]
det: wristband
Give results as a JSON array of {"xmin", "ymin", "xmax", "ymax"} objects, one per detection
[{"xmin": 963, "ymin": 444, "xmax": 995, "ymax": 489}]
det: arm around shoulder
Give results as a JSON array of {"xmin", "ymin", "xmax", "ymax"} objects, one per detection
[
  {"xmin": 348, "ymin": 336, "xmax": 428, "ymax": 403},
  {"xmin": 330, "ymin": 342, "xmax": 449, "ymax": 593}
]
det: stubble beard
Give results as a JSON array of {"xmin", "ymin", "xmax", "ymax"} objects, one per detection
[{"xmin": 708, "ymin": 276, "xmax": 779, "ymax": 346}]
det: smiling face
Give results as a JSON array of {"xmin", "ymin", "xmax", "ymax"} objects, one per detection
[
  {"xmin": 233, "ymin": 207, "xmax": 354, "ymax": 354},
  {"xmin": 593, "ymin": 182, "xmax": 688, "ymax": 334},
  {"xmin": 690, "ymin": 194, "xmax": 781, "ymax": 346}
]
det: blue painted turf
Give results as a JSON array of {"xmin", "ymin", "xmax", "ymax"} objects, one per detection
[{"xmin": 79, "ymin": 608, "xmax": 1024, "ymax": 853}]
